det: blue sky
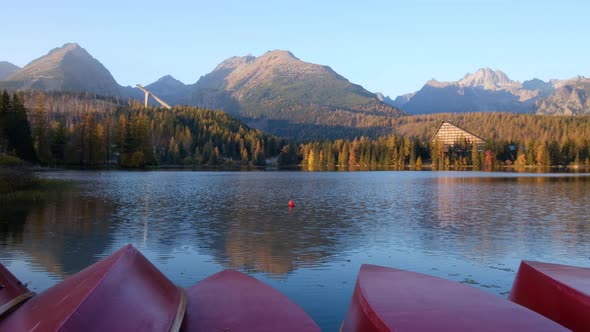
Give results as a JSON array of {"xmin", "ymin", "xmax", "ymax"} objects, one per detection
[{"xmin": 2, "ymin": 0, "xmax": 588, "ymax": 97}]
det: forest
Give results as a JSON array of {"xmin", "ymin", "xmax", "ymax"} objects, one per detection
[
  {"xmin": 0, "ymin": 91, "xmax": 282, "ymax": 167},
  {"xmin": 294, "ymin": 112, "xmax": 590, "ymax": 170},
  {"xmin": 1, "ymin": 90, "xmax": 590, "ymax": 170}
]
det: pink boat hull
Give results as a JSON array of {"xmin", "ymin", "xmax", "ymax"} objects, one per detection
[
  {"xmin": 181, "ymin": 269, "xmax": 319, "ymax": 332},
  {"xmin": 510, "ymin": 260, "xmax": 590, "ymax": 332},
  {"xmin": 0, "ymin": 244, "xmax": 185, "ymax": 332},
  {"xmin": 342, "ymin": 264, "xmax": 569, "ymax": 332}
]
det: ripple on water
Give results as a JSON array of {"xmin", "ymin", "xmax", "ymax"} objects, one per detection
[{"xmin": 1, "ymin": 171, "xmax": 589, "ymax": 332}]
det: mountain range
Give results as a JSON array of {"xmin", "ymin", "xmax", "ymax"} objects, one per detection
[
  {"xmin": 0, "ymin": 43, "xmax": 402, "ymax": 138},
  {"xmin": 387, "ymin": 68, "xmax": 590, "ymax": 115},
  {"xmin": 1, "ymin": 43, "xmax": 589, "ymax": 139}
]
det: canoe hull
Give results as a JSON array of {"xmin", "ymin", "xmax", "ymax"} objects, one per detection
[
  {"xmin": 0, "ymin": 263, "xmax": 34, "ymax": 318},
  {"xmin": 181, "ymin": 269, "xmax": 319, "ymax": 332},
  {"xmin": 0, "ymin": 244, "xmax": 185, "ymax": 332},
  {"xmin": 342, "ymin": 264, "xmax": 569, "ymax": 332},
  {"xmin": 509, "ymin": 260, "xmax": 590, "ymax": 332}
]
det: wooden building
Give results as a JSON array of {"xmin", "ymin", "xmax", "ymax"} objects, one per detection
[{"xmin": 432, "ymin": 121, "xmax": 486, "ymax": 150}]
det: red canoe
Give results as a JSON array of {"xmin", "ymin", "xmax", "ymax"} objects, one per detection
[
  {"xmin": 0, "ymin": 244, "xmax": 185, "ymax": 332},
  {"xmin": 0, "ymin": 263, "xmax": 34, "ymax": 318},
  {"xmin": 341, "ymin": 264, "xmax": 569, "ymax": 332},
  {"xmin": 181, "ymin": 269, "xmax": 320, "ymax": 332},
  {"xmin": 509, "ymin": 260, "xmax": 590, "ymax": 332}
]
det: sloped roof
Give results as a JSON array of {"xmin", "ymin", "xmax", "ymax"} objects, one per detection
[{"xmin": 431, "ymin": 121, "xmax": 486, "ymax": 145}]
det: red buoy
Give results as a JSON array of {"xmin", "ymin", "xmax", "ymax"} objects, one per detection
[{"xmin": 288, "ymin": 200, "xmax": 295, "ymax": 208}]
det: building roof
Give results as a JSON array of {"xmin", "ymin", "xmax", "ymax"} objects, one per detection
[{"xmin": 431, "ymin": 121, "xmax": 486, "ymax": 146}]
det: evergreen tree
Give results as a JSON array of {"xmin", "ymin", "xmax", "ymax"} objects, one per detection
[
  {"xmin": 50, "ymin": 122, "xmax": 67, "ymax": 163},
  {"xmin": 32, "ymin": 94, "xmax": 52, "ymax": 163},
  {"xmin": 4, "ymin": 94, "xmax": 37, "ymax": 162},
  {"xmin": 0, "ymin": 91, "xmax": 9, "ymax": 153}
]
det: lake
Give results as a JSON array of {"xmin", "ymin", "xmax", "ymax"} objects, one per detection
[{"xmin": 1, "ymin": 170, "xmax": 590, "ymax": 330}]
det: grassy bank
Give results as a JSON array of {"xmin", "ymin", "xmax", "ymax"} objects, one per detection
[{"xmin": 0, "ymin": 154, "xmax": 72, "ymax": 202}]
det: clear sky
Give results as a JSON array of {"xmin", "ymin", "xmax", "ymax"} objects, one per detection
[{"xmin": 2, "ymin": 0, "xmax": 588, "ymax": 97}]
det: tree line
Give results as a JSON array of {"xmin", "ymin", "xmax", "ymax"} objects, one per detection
[
  {"xmin": 2, "ymin": 90, "xmax": 590, "ymax": 170},
  {"xmin": 1, "ymin": 91, "xmax": 282, "ymax": 167},
  {"xmin": 280, "ymin": 112, "xmax": 590, "ymax": 170},
  {"xmin": 288, "ymin": 132, "xmax": 590, "ymax": 170}
]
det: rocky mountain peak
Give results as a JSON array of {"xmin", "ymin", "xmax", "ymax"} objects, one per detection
[
  {"xmin": 260, "ymin": 50, "xmax": 298, "ymax": 60},
  {"xmin": 153, "ymin": 75, "xmax": 184, "ymax": 85},
  {"xmin": 3, "ymin": 42, "xmax": 121, "ymax": 96},
  {"xmin": 214, "ymin": 55, "xmax": 256, "ymax": 72},
  {"xmin": 56, "ymin": 42, "xmax": 81, "ymax": 52},
  {"xmin": 458, "ymin": 68, "xmax": 513, "ymax": 89},
  {"xmin": 425, "ymin": 79, "xmax": 451, "ymax": 88}
]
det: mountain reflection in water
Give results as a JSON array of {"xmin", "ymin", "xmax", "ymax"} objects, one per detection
[{"xmin": 1, "ymin": 171, "xmax": 589, "ymax": 331}]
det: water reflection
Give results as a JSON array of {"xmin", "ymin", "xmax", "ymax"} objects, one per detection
[
  {"xmin": 424, "ymin": 174, "xmax": 590, "ymax": 263},
  {"xmin": 0, "ymin": 190, "xmax": 116, "ymax": 277},
  {"xmin": 94, "ymin": 172, "xmax": 367, "ymax": 277},
  {"xmin": 1, "ymin": 171, "xmax": 589, "ymax": 331}
]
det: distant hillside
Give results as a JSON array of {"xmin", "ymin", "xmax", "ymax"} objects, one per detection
[
  {"xmin": 0, "ymin": 61, "xmax": 20, "ymax": 80},
  {"xmin": 535, "ymin": 77, "xmax": 590, "ymax": 115},
  {"xmin": 393, "ymin": 69, "xmax": 590, "ymax": 116},
  {"xmin": 145, "ymin": 75, "xmax": 191, "ymax": 106},
  {"xmin": 0, "ymin": 45, "xmax": 403, "ymax": 139},
  {"xmin": 4, "ymin": 43, "xmax": 590, "ymax": 141},
  {"xmin": 188, "ymin": 50, "xmax": 404, "ymax": 138},
  {"xmin": 393, "ymin": 68, "xmax": 549, "ymax": 114},
  {"xmin": 388, "ymin": 112, "xmax": 590, "ymax": 145},
  {"xmin": 1, "ymin": 43, "xmax": 122, "ymax": 97}
]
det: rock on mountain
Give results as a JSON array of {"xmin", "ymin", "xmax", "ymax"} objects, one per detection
[
  {"xmin": 536, "ymin": 77, "xmax": 590, "ymax": 115},
  {"xmin": 189, "ymin": 50, "xmax": 404, "ymax": 137},
  {"xmin": 522, "ymin": 78, "xmax": 553, "ymax": 94},
  {"xmin": 394, "ymin": 68, "xmax": 552, "ymax": 114},
  {"xmin": 457, "ymin": 68, "xmax": 514, "ymax": 89},
  {"xmin": 1, "ymin": 43, "xmax": 121, "ymax": 96},
  {"xmin": 0, "ymin": 61, "xmax": 20, "ymax": 80}
]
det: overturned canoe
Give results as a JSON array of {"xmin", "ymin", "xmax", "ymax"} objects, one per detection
[
  {"xmin": 509, "ymin": 260, "xmax": 590, "ymax": 332},
  {"xmin": 181, "ymin": 269, "xmax": 319, "ymax": 332},
  {"xmin": 341, "ymin": 264, "xmax": 568, "ymax": 332},
  {"xmin": 0, "ymin": 263, "xmax": 34, "ymax": 318},
  {"xmin": 0, "ymin": 244, "xmax": 185, "ymax": 332}
]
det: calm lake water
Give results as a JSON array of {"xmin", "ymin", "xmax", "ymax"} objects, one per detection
[{"xmin": 1, "ymin": 171, "xmax": 590, "ymax": 330}]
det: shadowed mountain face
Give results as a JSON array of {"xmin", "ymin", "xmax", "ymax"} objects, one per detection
[
  {"xmin": 393, "ymin": 68, "xmax": 551, "ymax": 115},
  {"xmin": 1, "ymin": 43, "xmax": 122, "ymax": 97},
  {"xmin": 393, "ymin": 69, "xmax": 590, "ymax": 116},
  {"xmin": 144, "ymin": 75, "xmax": 191, "ymax": 106},
  {"xmin": 0, "ymin": 61, "xmax": 20, "ymax": 80}
]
